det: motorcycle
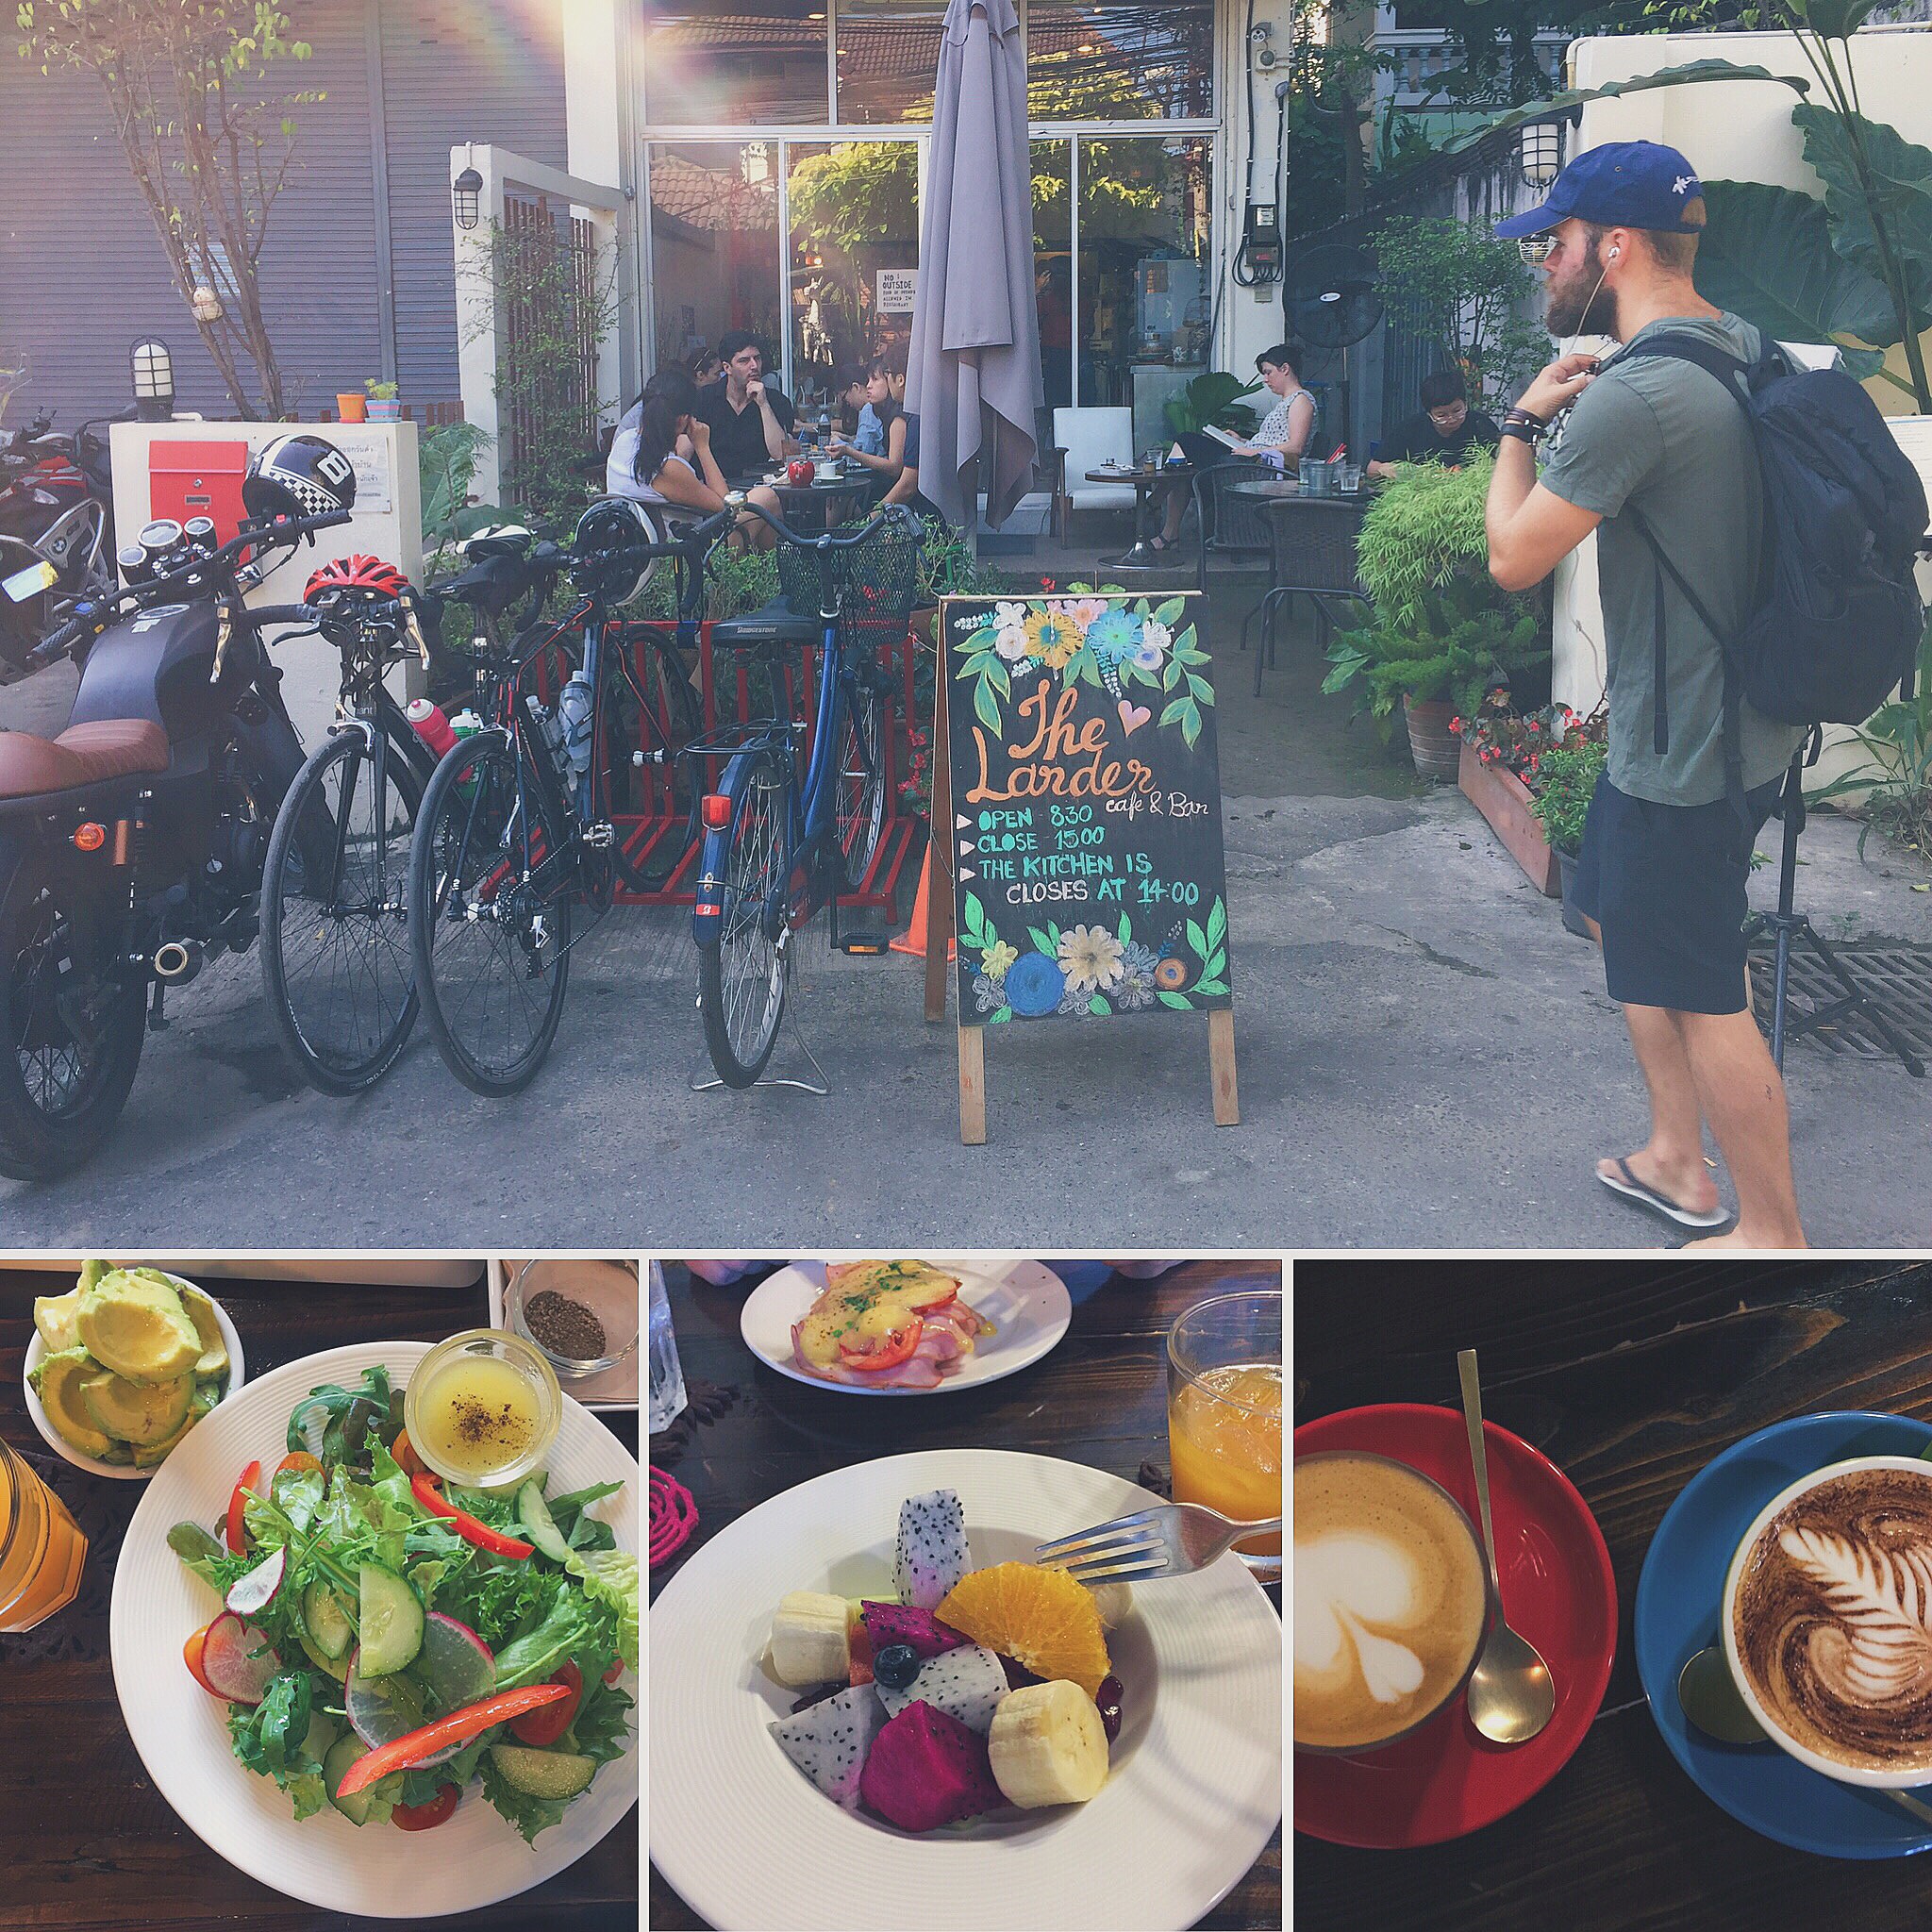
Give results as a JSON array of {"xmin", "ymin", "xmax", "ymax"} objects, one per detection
[
  {"xmin": 0, "ymin": 495, "xmax": 353, "ymax": 1179},
  {"xmin": 0, "ymin": 410, "xmax": 118, "ymax": 676}
]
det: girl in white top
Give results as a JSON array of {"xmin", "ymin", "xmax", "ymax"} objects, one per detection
[{"xmin": 609, "ymin": 366, "xmax": 781, "ymax": 549}]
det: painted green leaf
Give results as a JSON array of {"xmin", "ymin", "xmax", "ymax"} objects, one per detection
[
  {"xmin": 1174, "ymin": 625, "xmax": 1198, "ymax": 655},
  {"xmin": 1193, "ymin": 978, "xmax": 1229, "ymax": 996},
  {"xmin": 1157, "ymin": 990, "xmax": 1193, "ymax": 1011},
  {"xmin": 1134, "ymin": 597, "xmax": 1151, "ymax": 619},
  {"xmin": 974, "ymin": 677, "xmax": 1003, "ymax": 733},
  {"xmin": 986, "ymin": 657, "xmax": 1011, "ymax": 698},
  {"xmin": 1047, "ymin": 922, "xmax": 1064, "ymax": 950},
  {"xmin": 1027, "ymin": 925, "xmax": 1055, "ymax": 956},
  {"xmin": 1088, "ymin": 994, "xmax": 1110, "ymax": 1016},
  {"xmin": 990, "ymin": 1007, "xmax": 1012, "ymax": 1023},
  {"xmin": 1162, "ymin": 657, "xmax": 1182, "ymax": 691},
  {"xmin": 1155, "ymin": 596, "xmax": 1187, "ymax": 625},
  {"xmin": 1117, "ymin": 911, "xmax": 1132, "ymax": 943},
  {"xmin": 1204, "ymin": 950, "xmax": 1225, "ymax": 980},
  {"xmin": 1207, "ymin": 897, "xmax": 1226, "ymax": 948},
  {"xmin": 1181, "ymin": 705, "xmax": 1201, "ymax": 750},
  {"xmin": 1189, "ymin": 674, "xmax": 1215, "ymax": 705},
  {"xmin": 1159, "ymin": 697, "xmax": 1190, "ymax": 728},
  {"xmin": 1187, "ymin": 918, "xmax": 1208, "ymax": 960},
  {"xmin": 966, "ymin": 891, "xmax": 989, "ymax": 935}
]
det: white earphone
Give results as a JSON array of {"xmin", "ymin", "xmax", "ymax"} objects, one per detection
[{"xmin": 1607, "ymin": 246, "xmax": 1621, "ymax": 260}]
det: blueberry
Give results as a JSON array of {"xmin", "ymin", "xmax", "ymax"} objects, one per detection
[
  {"xmin": 874, "ymin": 1642, "xmax": 920, "ymax": 1690},
  {"xmin": 1096, "ymin": 1673, "xmax": 1124, "ymax": 1743}
]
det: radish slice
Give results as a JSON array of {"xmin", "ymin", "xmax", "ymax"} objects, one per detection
[
  {"xmin": 200, "ymin": 1611, "xmax": 280, "ymax": 1705},
  {"xmin": 225, "ymin": 1546, "xmax": 287, "ymax": 1618},
  {"xmin": 419, "ymin": 1613, "xmax": 495, "ymax": 1709},
  {"xmin": 344, "ymin": 1650, "xmax": 463, "ymax": 1768}
]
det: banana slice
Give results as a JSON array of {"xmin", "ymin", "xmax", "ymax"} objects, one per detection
[
  {"xmin": 987, "ymin": 1679, "xmax": 1109, "ymax": 1807},
  {"xmin": 770, "ymin": 1590, "xmax": 852, "ymax": 1687}
]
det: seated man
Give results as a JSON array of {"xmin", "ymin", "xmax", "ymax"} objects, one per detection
[
  {"xmin": 695, "ymin": 329, "xmax": 798, "ymax": 477},
  {"xmin": 1367, "ymin": 370, "xmax": 1500, "ymax": 478}
]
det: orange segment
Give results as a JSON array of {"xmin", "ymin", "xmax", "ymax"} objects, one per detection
[{"xmin": 935, "ymin": 1561, "xmax": 1112, "ymax": 1698}]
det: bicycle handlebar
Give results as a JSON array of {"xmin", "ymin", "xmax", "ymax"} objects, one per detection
[
  {"xmin": 730, "ymin": 498, "xmax": 914, "ymax": 553},
  {"xmin": 253, "ymin": 591, "xmax": 429, "ymax": 668},
  {"xmin": 595, "ymin": 503, "xmax": 740, "ymax": 567}
]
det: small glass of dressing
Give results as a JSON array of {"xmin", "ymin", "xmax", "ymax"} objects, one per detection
[{"xmin": 405, "ymin": 1329, "xmax": 561, "ymax": 1492}]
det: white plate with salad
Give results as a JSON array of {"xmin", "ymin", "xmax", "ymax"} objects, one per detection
[{"xmin": 109, "ymin": 1341, "xmax": 639, "ymax": 1919}]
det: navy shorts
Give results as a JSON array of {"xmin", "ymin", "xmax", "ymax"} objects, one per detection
[{"xmin": 1571, "ymin": 772, "xmax": 1783, "ymax": 1016}]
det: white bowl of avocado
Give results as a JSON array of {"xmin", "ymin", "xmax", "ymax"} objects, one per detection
[{"xmin": 22, "ymin": 1261, "xmax": 243, "ymax": 1479}]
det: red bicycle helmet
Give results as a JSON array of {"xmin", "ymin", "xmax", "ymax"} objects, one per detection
[{"xmin": 305, "ymin": 554, "xmax": 410, "ymax": 602}]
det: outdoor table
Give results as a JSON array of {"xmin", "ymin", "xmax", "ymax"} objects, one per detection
[
  {"xmin": 0, "ymin": 1263, "xmax": 639, "ymax": 1932},
  {"xmin": 1091, "ymin": 462, "xmax": 1190, "ymax": 569},
  {"xmin": 1295, "ymin": 1255, "xmax": 1932, "ymax": 1932},
  {"xmin": 743, "ymin": 473, "xmax": 874, "ymax": 532},
  {"xmin": 648, "ymin": 1257, "xmax": 1283, "ymax": 1932}
]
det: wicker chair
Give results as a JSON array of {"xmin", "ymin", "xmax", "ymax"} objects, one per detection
[
  {"xmin": 1247, "ymin": 496, "xmax": 1372, "ymax": 696},
  {"xmin": 1190, "ymin": 458, "xmax": 1279, "ymax": 595}
]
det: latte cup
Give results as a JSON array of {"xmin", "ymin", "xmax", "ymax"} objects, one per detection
[
  {"xmin": 1293, "ymin": 1450, "xmax": 1494, "ymax": 1755},
  {"xmin": 1722, "ymin": 1454, "xmax": 1932, "ymax": 1788}
]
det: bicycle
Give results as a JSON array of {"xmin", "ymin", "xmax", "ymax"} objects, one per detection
[
  {"xmin": 689, "ymin": 499, "xmax": 918, "ymax": 1089},
  {"xmin": 406, "ymin": 501, "xmax": 740, "ymax": 1096}
]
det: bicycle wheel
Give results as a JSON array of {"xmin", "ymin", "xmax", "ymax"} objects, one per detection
[
  {"xmin": 408, "ymin": 730, "xmax": 571, "ymax": 1097},
  {"xmin": 601, "ymin": 641, "xmax": 699, "ymax": 893},
  {"xmin": 835, "ymin": 674, "xmax": 887, "ymax": 891},
  {"xmin": 261, "ymin": 725, "xmax": 422, "ymax": 1095},
  {"xmin": 697, "ymin": 747, "xmax": 790, "ymax": 1088}
]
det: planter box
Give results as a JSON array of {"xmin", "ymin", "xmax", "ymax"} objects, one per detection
[{"xmin": 1459, "ymin": 739, "xmax": 1560, "ymax": 896}]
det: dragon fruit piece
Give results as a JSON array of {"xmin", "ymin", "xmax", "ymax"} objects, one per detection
[
  {"xmin": 860, "ymin": 1600, "xmax": 968, "ymax": 1660},
  {"xmin": 769, "ymin": 1682, "xmax": 888, "ymax": 1807},
  {"xmin": 893, "ymin": 1489, "xmax": 969, "ymax": 1610},
  {"xmin": 875, "ymin": 1641, "xmax": 1009, "ymax": 1735},
  {"xmin": 859, "ymin": 1699, "xmax": 1007, "ymax": 1832}
]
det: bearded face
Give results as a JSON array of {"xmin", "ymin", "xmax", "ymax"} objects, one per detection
[{"xmin": 1542, "ymin": 224, "xmax": 1619, "ymax": 340}]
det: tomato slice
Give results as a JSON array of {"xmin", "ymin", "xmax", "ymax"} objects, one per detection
[
  {"xmin": 226, "ymin": 1459, "xmax": 260, "ymax": 1554},
  {"xmin": 275, "ymin": 1451, "xmax": 323, "ymax": 1480},
  {"xmin": 509, "ymin": 1659, "xmax": 583, "ymax": 1746},
  {"xmin": 838, "ymin": 1315, "xmax": 923, "ymax": 1373},
  {"xmin": 904, "ymin": 1285, "xmax": 958, "ymax": 1311},
  {"xmin": 392, "ymin": 1783, "xmax": 459, "ymax": 1830},
  {"xmin": 602, "ymin": 1657, "xmax": 625, "ymax": 1687},
  {"xmin": 183, "ymin": 1621, "xmax": 222, "ymax": 1697}
]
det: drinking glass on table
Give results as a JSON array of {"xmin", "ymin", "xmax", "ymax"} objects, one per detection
[
  {"xmin": 1167, "ymin": 1290, "xmax": 1283, "ymax": 1584},
  {"xmin": 0, "ymin": 1439, "xmax": 86, "ymax": 1632},
  {"xmin": 648, "ymin": 1259, "xmax": 689, "ymax": 1434}
]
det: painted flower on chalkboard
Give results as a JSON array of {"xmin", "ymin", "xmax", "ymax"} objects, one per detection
[
  {"xmin": 994, "ymin": 624, "xmax": 1032, "ymax": 663},
  {"xmin": 1133, "ymin": 619, "xmax": 1172, "ymax": 671},
  {"xmin": 1058, "ymin": 924, "xmax": 1127, "ymax": 992},
  {"xmin": 982, "ymin": 939, "xmax": 1019, "ymax": 979},
  {"xmin": 1024, "ymin": 608, "xmax": 1080, "ymax": 669},
  {"xmin": 1082, "ymin": 608, "xmax": 1145, "ymax": 697},
  {"xmin": 1067, "ymin": 596, "xmax": 1109, "ymax": 628},
  {"xmin": 1154, "ymin": 956, "xmax": 1191, "ymax": 991},
  {"xmin": 973, "ymin": 971, "xmax": 1008, "ymax": 1014},
  {"xmin": 1115, "ymin": 941, "xmax": 1160, "ymax": 1009},
  {"xmin": 1003, "ymin": 950, "xmax": 1067, "ymax": 1018}
]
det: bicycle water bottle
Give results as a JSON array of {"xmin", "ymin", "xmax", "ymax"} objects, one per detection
[
  {"xmin": 558, "ymin": 671, "xmax": 595, "ymax": 778},
  {"xmin": 525, "ymin": 692, "xmax": 569, "ymax": 777},
  {"xmin": 406, "ymin": 697, "xmax": 457, "ymax": 758}
]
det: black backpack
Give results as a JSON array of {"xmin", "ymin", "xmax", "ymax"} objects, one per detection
[{"xmin": 1612, "ymin": 332, "xmax": 1926, "ymax": 827}]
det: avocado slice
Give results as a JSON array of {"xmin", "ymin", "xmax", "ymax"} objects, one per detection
[
  {"xmin": 132, "ymin": 1387, "xmax": 213, "ymax": 1467},
  {"xmin": 32, "ymin": 1289, "xmax": 83, "ymax": 1355},
  {"xmin": 76, "ymin": 1269, "xmax": 201, "ymax": 1385},
  {"xmin": 28, "ymin": 1347, "xmax": 115, "ymax": 1459},
  {"xmin": 173, "ymin": 1284, "xmax": 229, "ymax": 1379},
  {"xmin": 77, "ymin": 1258, "xmax": 108, "ymax": 1294},
  {"xmin": 80, "ymin": 1367, "xmax": 192, "ymax": 1446}
]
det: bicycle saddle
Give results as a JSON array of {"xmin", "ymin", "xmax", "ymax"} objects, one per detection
[
  {"xmin": 461, "ymin": 525, "xmax": 532, "ymax": 562},
  {"xmin": 441, "ymin": 550, "xmax": 532, "ymax": 616},
  {"xmin": 0, "ymin": 720, "xmax": 170, "ymax": 799},
  {"xmin": 708, "ymin": 597, "xmax": 824, "ymax": 652}
]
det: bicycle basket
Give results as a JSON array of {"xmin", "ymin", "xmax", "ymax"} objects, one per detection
[{"xmin": 774, "ymin": 519, "xmax": 919, "ymax": 641}]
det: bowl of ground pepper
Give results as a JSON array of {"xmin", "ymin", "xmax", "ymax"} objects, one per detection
[{"xmin": 507, "ymin": 1257, "xmax": 641, "ymax": 1380}]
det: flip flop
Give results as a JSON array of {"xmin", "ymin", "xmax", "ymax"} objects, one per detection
[{"xmin": 1597, "ymin": 1156, "xmax": 1733, "ymax": 1231}]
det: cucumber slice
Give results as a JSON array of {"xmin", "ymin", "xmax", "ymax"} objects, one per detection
[
  {"xmin": 302, "ymin": 1579, "xmax": 354, "ymax": 1661},
  {"xmin": 298, "ymin": 1625, "xmax": 350, "ymax": 1683},
  {"xmin": 515, "ymin": 1479, "xmax": 572, "ymax": 1565},
  {"xmin": 324, "ymin": 1735, "xmax": 403, "ymax": 1825},
  {"xmin": 488, "ymin": 1743, "xmax": 598, "ymax": 1800},
  {"xmin": 357, "ymin": 1562, "xmax": 424, "ymax": 1676}
]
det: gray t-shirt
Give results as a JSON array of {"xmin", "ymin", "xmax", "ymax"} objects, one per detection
[{"xmin": 1541, "ymin": 310, "xmax": 1805, "ymax": 806}]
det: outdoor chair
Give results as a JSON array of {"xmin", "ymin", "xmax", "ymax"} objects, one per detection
[
  {"xmin": 1191, "ymin": 458, "xmax": 1279, "ymax": 597},
  {"xmin": 1051, "ymin": 407, "xmax": 1135, "ymax": 541},
  {"xmin": 1247, "ymin": 495, "xmax": 1372, "ymax": 696}
]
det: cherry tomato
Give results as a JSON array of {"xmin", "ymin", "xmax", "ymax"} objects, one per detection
[
  {"xmin": 392, "ymin": 1430, "xmax": 426, "ymax": 1478},
  {"xmin": 183, "ymin": 1621, "xmax": 222, "ymax": 1697},
  {"xmin": 602, "ymin": 1657, "xmax": 625, "ymax": 1687},
  {"xmin": 838, "ymin": 1315, "xmax": 923, "ymax": 1373},
  {"xmin": 509, "ymin": 1659, "xmax": 583, "ymax": 1746},
  {"xmin": 226, "ymin": 1458, "xmax": 260, "ymax": 1554},
  {"xmin": 391, "ymin": 1783, "xmax": 459, "ymax": 1830},
  {"xmin": 275, "ymin": 1451, "xmax": 323, "ymax": 1480}
]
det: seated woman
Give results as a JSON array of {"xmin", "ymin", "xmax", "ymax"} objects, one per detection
[
  {"xmin": 834, "ymin": 341, "xmax": 946, "ymax": 525},
  {"xmin": 608, "ymin": 366, "xmax": 780, "ymax": 550}
]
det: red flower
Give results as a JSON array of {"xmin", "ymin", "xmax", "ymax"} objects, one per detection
[
  {"xmin": 1448, "ymin": 717, "xmax": 1463, "ymax": 734},
  {"xmin": 1040, "ymin": 575, "xmax": 1057, "ymax": 591}
]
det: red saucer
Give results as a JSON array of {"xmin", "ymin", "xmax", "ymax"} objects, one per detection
[{"xmin": 1293, "ymin": 1403, "xmax": 1618, "ymax": 1848}]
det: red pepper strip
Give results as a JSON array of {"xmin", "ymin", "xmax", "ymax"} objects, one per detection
[
  {"xmin": 226, "ymin": 1459, "xmax": 260, "ymax": 1554},
  {"xmin": 334, "ymin": 1684, "xmax": 571, "ymax": 1797},
  {"xmin": 410, "ymin": 1472, "xmax": 535, "ymax": 1559}
]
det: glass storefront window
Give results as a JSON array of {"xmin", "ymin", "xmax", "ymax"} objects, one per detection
[
  {"xmin": 786, "ymin": 139, "xmax": 921, "ymax": 413},
  {"xmin": 1032, "ymin": 139, "xmax": 1074, "ymax": 427},
  {"xmin": 641, "ymin": 1, "xmax": 831, "ymax": 125},
  {"xmin": 835, "ymin": 0, "xmax": 947, "ymax": 125},
  {"xmin": 647, "ymin": 141, "xmax": 784, "ymax": 378},
  {"xmin": 1026, "ymin": 0, "xmax": 1213, "ymax": 123}
]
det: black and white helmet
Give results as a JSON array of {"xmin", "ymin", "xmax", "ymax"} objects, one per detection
[
  {"xmin": 242, "ymin": 432, "xmax": 358, "ymax": 523},
  {"xmin": 573, "ymin": 494, "xmax": 663, "ymax": 604}
]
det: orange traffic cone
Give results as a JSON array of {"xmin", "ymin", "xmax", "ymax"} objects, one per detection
[{"xmin": 891, "ymin": 845, "xmax": 956, "ymax": 960}]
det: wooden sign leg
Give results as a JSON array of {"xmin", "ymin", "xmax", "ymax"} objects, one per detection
[
  {"xmin": 958, "ymin": 1024, "xmax": 987, "ymax": 1144},
  {"xmin": 923, "ymin": 675, "xmax": 954, "ymax": 1024},
  {"xmin": 1208, "ymin": 1008, "xmax": 1240, "ymax": 1126}
]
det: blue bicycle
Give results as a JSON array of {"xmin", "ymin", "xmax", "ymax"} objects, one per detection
[{"xmin": 689, "ymin": 501, "xmax": 918, "ymax": 1087}]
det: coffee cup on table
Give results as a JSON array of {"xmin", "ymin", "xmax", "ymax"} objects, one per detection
[
  {"xmin": 1724, "ymin": 1454, "xmax": 1932, "ymax": 1787},
  {"xmin": 814, "ymin": 457, "xmax": 840, "ymax": 482},
  {"xmin": 1293, "ymin": 1450, "xmax": 1493, "ymax": 1753}
]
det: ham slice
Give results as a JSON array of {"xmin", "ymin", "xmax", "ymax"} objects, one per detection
[{"xmin": 789, "ymin": 1263, "xmax": 992, "ymax": 1390}]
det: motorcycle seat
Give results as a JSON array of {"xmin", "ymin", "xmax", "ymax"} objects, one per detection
[{"xmin": 0, "ymin": 719, "xmax": 170, "ymax": 799}]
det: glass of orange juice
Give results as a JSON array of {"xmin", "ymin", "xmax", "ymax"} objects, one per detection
[
  {"xmin": 1167, "ymin": 1290, "xmax": 1283, "ymax": 1582},
  {"xmin": 0, "ymin": 1439, "xmax": 87, "ymax": 1633}
]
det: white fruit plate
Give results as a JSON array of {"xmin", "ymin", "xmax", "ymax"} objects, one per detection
[
  {"xmin": 649, "ymin": 1448, "xmax": 1283, "ymax": 1932},
  {"xmin": 739, "ymin": 1257, "xmax": 1072, "ymax": 1394},
  {"xmin": 110, "ymin": 1342, "xmax": 639, "ymax": 1918}
]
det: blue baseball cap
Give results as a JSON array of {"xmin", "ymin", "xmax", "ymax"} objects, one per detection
[{"xmin": 1494, "ymin": 140, "xmax": 1706, "ymax": 240}]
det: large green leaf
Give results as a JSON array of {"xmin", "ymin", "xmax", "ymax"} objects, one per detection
[
  {"xmin": 1793, "ymin": 104, "xmax": 1932, "ymax": 336},
  {"xmin": 1801, "ymin": 0, "xmax": 1885, "ymax": 40},
  {"xmin": 1695, "ymin": 179, "xmax": 1898, "ymax": 369},
  {"xmin": 1441, "ymin": 60, "xmax": 1808, "ymax": 158}
]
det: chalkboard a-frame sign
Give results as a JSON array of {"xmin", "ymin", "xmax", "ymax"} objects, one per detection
[{"xmin": 933, "ymin": 589, "xmax": 1239, "ymax": 1142}]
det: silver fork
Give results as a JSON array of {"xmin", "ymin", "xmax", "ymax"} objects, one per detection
[{"xmin": 1033, "ymin": 1502, "xmax": 1284, "ymax": 1583}]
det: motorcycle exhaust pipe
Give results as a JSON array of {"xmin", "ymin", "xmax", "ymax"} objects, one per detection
[{"xmin": 153, "ymin": 939, "xmax": 203, "ymax": 985}]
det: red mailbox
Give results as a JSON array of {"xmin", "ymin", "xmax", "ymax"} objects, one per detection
[{"xmin": 147, "ymin": 439, "xmax": 250, "ymax": 541}]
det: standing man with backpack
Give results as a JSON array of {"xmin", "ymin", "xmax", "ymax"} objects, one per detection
[{"xmin": 1484, "ymin": 142, "xmax": 1817, "ymax": 1249}]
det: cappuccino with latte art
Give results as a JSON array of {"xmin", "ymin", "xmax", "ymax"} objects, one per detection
[{"xmin": 1294, "ymin": 1452, "xmax": 1491, "ymax": 1752}]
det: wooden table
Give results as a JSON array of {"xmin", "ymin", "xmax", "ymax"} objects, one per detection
[
  {"xmin": 0, "ymin": 1263, "xmax": 639, "ymax": 1932},
  {"xmin": 648, "ymin": 1257, "xmax": 1283, "ymax": 1931},
  {"xmin": 1295, "ymin": 1256, "xmax": 1932, "ymax": 1932}
]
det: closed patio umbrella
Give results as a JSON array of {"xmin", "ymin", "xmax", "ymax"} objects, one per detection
[{"xmin": 907, "ymin": 0, "xmax": 1042, "ymax": 532}]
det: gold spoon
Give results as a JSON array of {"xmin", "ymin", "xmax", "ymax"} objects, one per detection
[{"xmin": 1457, "ymin": 1348, "xmax": 1557, "ymax": 1744}]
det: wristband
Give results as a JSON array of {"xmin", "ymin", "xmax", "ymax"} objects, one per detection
[
  {"xmin": 1500, "ymin": 420, "xmax": 1540, "ymax": 446},
  {"xmin": 1504, "ymin": 406, "xmax": 1548, "ymax": 430}
]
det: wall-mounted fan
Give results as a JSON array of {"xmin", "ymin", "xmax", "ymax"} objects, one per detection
[{"xmin": 1285, "ymin": 245, "xmax": 1383, "ymax": 352}]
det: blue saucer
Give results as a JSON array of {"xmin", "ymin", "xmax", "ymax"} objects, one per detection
[{"xmin": 1636, "ymin": 1409, "xmax": 1932, "ymax": 1858}]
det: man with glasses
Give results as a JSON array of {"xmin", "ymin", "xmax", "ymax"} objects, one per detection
[
  {"xmin": 1366, "ymin": 369, "xmax": 1499, "ymax": 478},
  {"xmin": 696, "ymin": 330, "xmax": 799, "ymax": 476},
  {"xmin": 1483, "ymin": 140, "xmax": 1807, "ymax": 1251}
]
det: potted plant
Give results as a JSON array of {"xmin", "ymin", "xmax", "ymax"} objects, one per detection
[
  {"xmin": 1527, "ymin": 724, "xmax": 1608, "ymax": 939},
  {"xmin": 1162, "ymin": 370, "xmax": 1261, "ymax": 440},
  {"xmin": 1453, "ymin": 696, "xmax": 1573, "ymax": 895},
  {"xmin": 366, "ymin": 378, "xmax": 402, "ymax": 424},
  {"xmin": 335, "ymin": 388, "xmax": 367, "ymax": 424}
]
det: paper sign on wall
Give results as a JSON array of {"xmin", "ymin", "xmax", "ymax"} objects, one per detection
[{"xmin": 876, "ymin": 268, "xmax": 919, "ymax": 314}]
